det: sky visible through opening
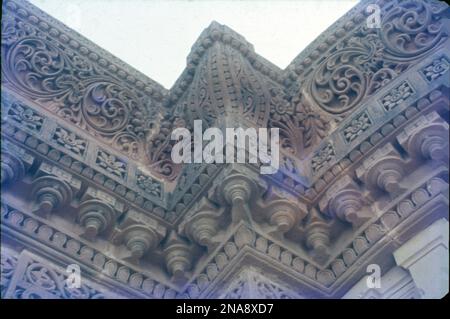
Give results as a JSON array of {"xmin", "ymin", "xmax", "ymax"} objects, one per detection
[{"xmin": 30, "ymin": 0, "xmax": 358, "ymax": 89}]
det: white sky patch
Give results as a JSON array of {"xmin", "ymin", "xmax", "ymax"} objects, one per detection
[{"xmin": 29, "ymin": 0, "xmax": 358, "ymax": 89}]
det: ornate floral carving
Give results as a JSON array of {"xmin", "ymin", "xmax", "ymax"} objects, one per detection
[
  {"xmin": 380, "ymin": 81, "xmax": 414, "ymax": 111},
  {"xmin": 343, "ymin": 111, "xmax": 372, "ymax": 143},
  {"xmin": 96, "ymin": 150, "xmax": 127, "ymax": 179},
  {"xmin": 136, "ymin": 170, "xmax": 162, "ymax": 198},
  {"xmin": 52, "ymin": 127, "xmax": 86, "ymax": 156},
  {"xmin": 311, "ymin": 143, "xmax": 335, "ymax": 174},
  {"xmin": 421, "ymin": 56, "xmax": 449, "ymax": 82},
  {"xmin": 220, "ymin": 268, "xmax": 300, "ymax": 299},
  {"xmin": 7, "ymin": 102, "xmax": 43, "ymax": 131},
  {"xmin": 380, "ymin": 0, "xmax": 448, "ymax": 58},
  {"xmin": 2, "ymin": 253, "xmax": 107, "ymax": 299},
  {"xmin": 1, "ymin": 249, "xmax": 18, "ymax": 298},
  {"xmin": 299, "ymin": 0, "xmax": 447, "ymax": 117},
  {"xmin": 1, "ymin": 11, "xmax": 161, "ymax": 161}
]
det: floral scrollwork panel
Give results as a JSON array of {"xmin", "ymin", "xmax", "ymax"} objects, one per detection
[
  {"xmin": 1, "ymin": 250, "xmax": 112, "ymax": 299},
  {"xmin": 1, "ymin": 13, "xmax": 160, "ymax": 161},
  {"xmin": 306, "ymin": 0, "xmax": 448, "ymax": 116}
]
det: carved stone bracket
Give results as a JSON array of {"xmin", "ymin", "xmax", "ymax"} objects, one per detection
[
  {"xmin": 163, "ymin": 232, "xmax": 193, "ymax": 282},
  {"xmin": 112, "ymin": 209, "xmax": 166, "ymax": 261},
  {"xmin": 30, "ymin": 176, "xmax": 73, "ymax": 217},
  {"xmin": 1, "ymin": 151, "xmax": 26, "ymax": 185},
  {"xmin": 30, "ymin": 162, "xmax": 81, "ymax": 217},
  {"xmin": 178, "ymin": 198, "xmax": 225, "ymax": 252},
  {"xmin": 78, "ymin": 187, "xmax": 124, "ymax": 240},
  {"xmin": 305, "ymin": 208, "xmax": 331, "ymax": 263},
  {"xmin": 319, "ymin": 175, "xmax": 371, "ymax": 228},
  {"xmin": 260, "ymin": 199, "xmax": 307, "ymax": 236},
  {"xmin": 356, "ymin": 144, "xmax": 407, "ymax": 196},
  {"xmin": 218, "ymin": 173, "xmax": 259, "ymax": 224},
  {"xmin": 397, "ymin": 111, "xmax": 449, "ymax": 162},
  {"xmin": 0, "ymin": 142, "xmax": 34, "ymax": 185}
]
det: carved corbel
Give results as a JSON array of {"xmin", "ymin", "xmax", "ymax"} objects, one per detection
[
  {"xmin": 163, "ymin": 231, "xmax": 192, "ymax": 282},
  {"xmin": 78, "ymin": 187, "xmax": 124, "ymax": 240},
  {"xmin": 179, "ymin": 198, "xmax": 225, "ymax": 252},
  {"xmin": 305, "ymin": 208, "xmax": 330, "ymax": 263},
  {"xmin": 263, "ymin": 199, "xmax": 307, "ymax": 236},
  {"xmin": 1, "ymin": 151, "xmax": 26, "ymax": 184},
  {"xmin": 30, "ymin": 163, "xmax": 81, "ymax": 217},
  {"xmin": 397, "ymin": 111, "xmax": 449, "ymax": 162},
  {"xmin": 218, "ymin": 173, "xmax": 258, "ymax": 223},
  {"xmin": 356, "ymin": 144, "xmax": 407, "ymax": 196},
  {"xmin": 31, "ymin": 176, "xmax": 73, "ymax": 217},
  {"xmin": 319, "ymin": 175, "xmax": 371, "ymax": 228},
  {"xmin": 112, "ymin": 209, "xmax": 166, "ymax": 261},
  {"xmin": 1, "ymin": 143, "xmax": 34, "ymax": 184}
]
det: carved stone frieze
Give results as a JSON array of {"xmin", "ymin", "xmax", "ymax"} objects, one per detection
[{"xmin": 1, "ymin": 0, "xmax": 449, "ymax": 299}]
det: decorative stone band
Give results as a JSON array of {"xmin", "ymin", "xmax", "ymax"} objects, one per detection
[{"xmin": 2, "ymin": 166, "xmax": 448, "ymax": 298}]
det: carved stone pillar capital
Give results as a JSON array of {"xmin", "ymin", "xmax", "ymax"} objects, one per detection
[
  {"xmin": 30, "ymin": 176, "xmax": 73, "ymax": 217},
  {"xmin": 305, "ymin": 209, "xmax": 330, "ymax": 263}
]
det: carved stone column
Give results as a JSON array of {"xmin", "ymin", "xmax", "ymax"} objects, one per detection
[{"xmin": 393, "ymin": 218, "xmax": 449, "ymax": 299}]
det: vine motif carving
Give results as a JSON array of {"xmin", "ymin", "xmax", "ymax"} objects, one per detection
[
  {"xmin": 136, "ymin": 170, "xmax": 162, "ymax": 198},
  {"xmin": 380, "ymin": 81, "xmax": 414, "ymax": 111},
  {"xmin": 311, "ymin": 143, "xmax": 335, "ymax": 174},
  {"xmin": 7, "ymin": 102, "xmax": 44, "ymax": 132},
  {"xmin": 1, "ymin": 13, "xmax": 159, "ymax": 161},
  {"xmin": 52, "ymin": 127, "xmax": 87, "ymax": 156},
  {"xmin": 96, "ymin": 150, "xmax": 127, "ymax": 179},
  {"xmin": 1, "ymin": 249, "xmax": 18, "ymax": 298},
  {"xmin": 342, "ymin": 111, "xmax": 372, "ymax": 143},
  {"xmin": 306, "ymin": 0, "xmax": 447, "ymax": 115},
  {"xmin": 421, "ymin": 56, "xmax": 449, "ymax": 81}
]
